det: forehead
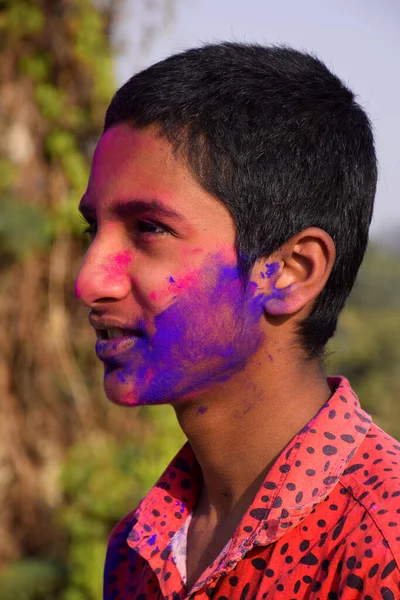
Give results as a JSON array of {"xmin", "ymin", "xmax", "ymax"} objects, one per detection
[
  {"xmin": 90, "ymin": 124, "xmax": 175, "ymax": 194},
  {"xmin": 86, "ymin": 124, "xmax": 233, "ymax": 229}
]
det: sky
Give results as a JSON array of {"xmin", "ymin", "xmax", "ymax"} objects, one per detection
[{"xmin": 115, "ymin": 0, "xmax": 400, "ymax": 235}]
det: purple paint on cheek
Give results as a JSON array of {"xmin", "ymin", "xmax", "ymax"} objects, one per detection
[
  {"xmin": 197, "ymin": 406, "xmax": 208, "ymax": 415},
  {"xmin": 103, "ymin": 254, "xmax": 289, "ymax": 406},
  {"xmin": 147, "ymin": 534, "xmax": 157, "ymax": 545},
  {"xmin": 149, "ymin": 272, "xmax": 198, "ymax": 304}
]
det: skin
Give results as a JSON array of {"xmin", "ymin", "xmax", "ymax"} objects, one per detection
[{"xmin": 75, "ymin": 123, "xmax": 336, "ymax": 590}]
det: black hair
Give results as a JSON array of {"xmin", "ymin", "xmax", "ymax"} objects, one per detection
[{"xmin": 104, "ymin": 42, "xmax": 377, "ymax": 357}]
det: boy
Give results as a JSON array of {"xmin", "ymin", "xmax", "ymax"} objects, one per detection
[{"xmin": 75, "ymin": 43, "xmax": 400, "ymax": 599}]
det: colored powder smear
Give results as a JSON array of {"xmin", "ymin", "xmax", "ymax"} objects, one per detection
[
  {"xmin": 101, "ymin": 253, "xmax": 286, "ymax": 406},
  {"xmin": 260, "ymin": 262, "xmax": 279, "ymax": 279}
]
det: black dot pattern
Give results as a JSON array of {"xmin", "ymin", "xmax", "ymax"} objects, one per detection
[{"xmin": 104, "ymin": 377, "xmax": 400, "ymax": 599}]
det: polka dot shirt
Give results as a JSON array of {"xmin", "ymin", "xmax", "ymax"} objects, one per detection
[{"xmin": 104, "ymin": 377, "xmax": 400, "ymax": 599}]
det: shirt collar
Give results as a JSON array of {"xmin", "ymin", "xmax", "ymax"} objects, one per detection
[{"xmin": 127, "ymin": 376, "xmax": 371, "ymax": 590}]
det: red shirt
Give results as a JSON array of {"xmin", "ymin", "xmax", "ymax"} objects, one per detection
[{"xmin": 104, "ymin": 377, "xmax": 400, "ymax": 599}]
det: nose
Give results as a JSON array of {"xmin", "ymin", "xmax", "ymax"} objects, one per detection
[{"xmin": 75, "ymin": 245, "xmax": 133, "ymax": 307}]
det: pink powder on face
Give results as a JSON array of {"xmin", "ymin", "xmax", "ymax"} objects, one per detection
[
  {"xmin": 119, "ymin": 390, "xmax": 138, "ymax": 405},
  {"xmin": 148, "ymin": 270, "xmax": 201, "ymax": 305},
  {"xmin": 74, "ymin": 280, "xmax": 82, "ymax": 299},
  {"xmin": 102, "ymin": 250, "xmax": 133, "ymax": 281},
  {"xmin": 146, "ymin": 244, "xmax": 230, "ymax": 306},
  {"xmin": 144, "ymin": 366, "xmax": 155, "ymax": 386},
  {"xmin": 172, "ymin": 270, "xmax": 199, "ymax": 292},
  {"xmin": 113, "ymin": 250, "xmax": 132, "ymax": 268}
]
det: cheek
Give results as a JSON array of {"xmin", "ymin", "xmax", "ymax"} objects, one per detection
[
  {"xmin": 144, "ymin": 247, "xmax": 207, "ymax": 306},
  {"xmin": 149, "ymin": 270, "xmax": 200, "ymax": 303},
  {"xmin": 144, "ymin": 245, "xmax": 237, "ymax": 311},
  {"xmin": 174, "ymin": 265, "xmax": 262, "ymax": 342}
]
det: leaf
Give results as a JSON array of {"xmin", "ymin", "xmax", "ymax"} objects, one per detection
[
  {"xmin": 0, "ymin": 560, "xmax": 65, "ymax": 600},
  {"xmin": 0, "ymin": 196, "xmax": 52, "ymax": 257}
]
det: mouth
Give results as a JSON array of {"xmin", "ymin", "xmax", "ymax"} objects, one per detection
[
  {"xmin": 94, "ymin": 328, "xmax": 146, "ymax": 363},
  {"xmin": 96, "ymin": 327, "xmax": 145, "ymax": 341}
]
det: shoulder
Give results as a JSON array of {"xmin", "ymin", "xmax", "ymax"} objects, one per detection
[
  {"xmin": 337, "ymin": 421, "xmax": 400, "ymax": 595},
  {"xmin": 342, "ymin": 421, "xmax": 400, "ymax": 523},
  {"xmin": 105, "ymin": 507, "xmax": 138, "ymax": 562},
  {"xmin": 311, "ymin": 418, "xmax": 400, "ymax": 599},
  {"xmin": 103, "ymin": 508, "xmax": 139, "ymax": 598}
]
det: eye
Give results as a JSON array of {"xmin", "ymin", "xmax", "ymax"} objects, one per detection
[{"xmin": 135, "ymin": 220, "xmax": 169, "ymax": 236}]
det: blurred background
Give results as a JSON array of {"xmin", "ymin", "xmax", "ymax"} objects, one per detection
[{"xmin": 0, "ymin": 1, "xmax": 399, "ymax": 598}]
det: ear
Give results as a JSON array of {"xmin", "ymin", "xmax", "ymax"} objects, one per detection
[{"xmin": 251, "ymin": 227, "xmax": 336, "ymax": 316}]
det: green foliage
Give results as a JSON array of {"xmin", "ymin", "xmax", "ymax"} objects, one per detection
[
  {"xmin": 93, "ymin": 54, "xmax": 115, "ymax": 103},
  {"xmin": 52, "ymin": 197, "xmax": 89, "ymax": 238},
  {"xmin": 0, "ymin": 158, "xmax": 16, "ymax": 190},
  {"xmin": 73, "ymin": 5, "xmax": 106, "ymax": 62},
  {"xmin": 0, "ymin": 559, "xmax": 65, "ymax": 600},
  {"xmin": 328, "ymin": 308, "xmax": 400, "ymax": 438},
  {"xmin": 347, "ymin": 244, "xmax": 400, "ymax": 310},
  {"xmin": 71, "ymin": 1, "xmax": 115, "ymax": 104},
  {"xmin": 5, "ymin": 2, "xmax": 44, "ymax": 37},
  {"xmin": 1, "ymin": 0, "xmax": 115, "ymax": 257},
  {"xmin": 0, "ymin": 196, "xmax": 52, "ymax": 258},
  {"xmin": 19, "ymin": 53, "xmax": 52, "ymax": 83},
  {"xmin": 35, "ymin": 85, "xmax": 65, "ymax": 122},
  {"xmin": 62, "ymin": 150, "xmax": 90, "ymax": 192},
  {"xmin": 59, "ymin": 406, "xmax": 185, "ymax": 599},
  {"xmin": 45, "ymin": 130, "xmax": 91, "ymax": 235},
  {"xmin": 45, "ymin": 131, "xmax": 77, "ymax": 158},
  {"xmin": 328, "ymin": 246, "xmax": 400, "ymax": 439}
]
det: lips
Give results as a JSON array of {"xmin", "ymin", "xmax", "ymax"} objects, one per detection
[
  {"xmin": 96, "ymin": 327, "xmax": 143, "ymax": 341},
  {"xmin": 88, "ymin": 315, "xmax": 146, "ymax": 362},
  {"xmin": 95, "ymin": 331, "xmax": 143, "ymax": 362}
]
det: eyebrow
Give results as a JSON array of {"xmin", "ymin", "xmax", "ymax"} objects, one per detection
[{"xmin": 78, "ymin": 196, "xmax": 186, "ymax": 222}]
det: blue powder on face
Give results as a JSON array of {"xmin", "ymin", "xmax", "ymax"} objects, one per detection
[
  {"xmin": 168, "ymin": 276, "xmax": 175, "ymax": 283},
  {"xmin": 147, "ymin": 534, "xmax": 157, "ymax": 545},
  {"xmin": 197, "ymin": 406, "xmax": 208, "ymax": 415},
  {"xmin": 104, "ymin": 254, "xmax": 287, "ymax": 406},
  {"xmin": 261, "ymin": 262, "xmax": 279, "ymax": 279},
  {"xmin": 266, "ymin": 262, "xmax": 280, "ymax": 278},
  {"xmin": 117, "ymin": 371, "xmax": 127, "ymax": 383}
]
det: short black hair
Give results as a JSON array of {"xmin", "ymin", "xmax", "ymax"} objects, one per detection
[{"xmin": 104, "ymin": 42, "xmax": 377, "ymax": 357}]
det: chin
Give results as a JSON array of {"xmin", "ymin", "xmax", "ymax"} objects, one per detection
[
  {"xmin": 103, "ymin": 365, "xmax": 171, "ymax": 406},
  {"xmin": 103, "ymin": 367, "xmax": 142, "ymax": 406}
]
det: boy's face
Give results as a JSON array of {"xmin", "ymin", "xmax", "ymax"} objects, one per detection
[{"xmin": 76, "ymin": 124, "xmax": 270, "ymax": 406}]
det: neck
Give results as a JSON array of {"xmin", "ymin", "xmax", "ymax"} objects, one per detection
[{"xmin": 174, "ymin": 353, "xmax": 331, "ymax": 518}]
